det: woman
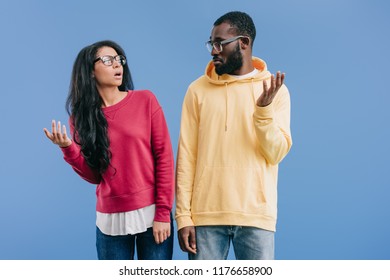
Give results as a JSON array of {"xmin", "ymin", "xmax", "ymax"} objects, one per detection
[{"xmin": 43, "ymin": 40, "xmax": 174, "ymax": 260}]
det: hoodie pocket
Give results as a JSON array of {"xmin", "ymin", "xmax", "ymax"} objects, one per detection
[{"xmin": 191, "ymin": 166, "xmax": 267, "ymax": 214}]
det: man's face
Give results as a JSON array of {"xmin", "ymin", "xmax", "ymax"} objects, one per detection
[{"xmin": 210, "ymin": 22, "xmax": 243, "ymax": 75}]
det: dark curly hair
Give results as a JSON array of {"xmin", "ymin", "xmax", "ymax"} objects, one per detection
[
  {"xmin": 214, "ymin": 11, "xmax": 256, "ymax": 46},
  {"xmin": 65, "ymin": 40, "xmax": 134, "ymax": 174}
]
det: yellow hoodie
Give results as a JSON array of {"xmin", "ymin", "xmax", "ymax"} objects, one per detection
[{"xmin": 175, "ymin": 57, "xmax": 292, "ymax": 232}]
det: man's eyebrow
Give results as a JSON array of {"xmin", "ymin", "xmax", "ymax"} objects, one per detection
[{"xmin": 209, "ymin": 36, "xmax": 225, "ymax": 41}]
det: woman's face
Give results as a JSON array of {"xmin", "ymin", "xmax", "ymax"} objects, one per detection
[{"xmin": 93, "ymin": 46, "xmax": 124, "ymax": 89}]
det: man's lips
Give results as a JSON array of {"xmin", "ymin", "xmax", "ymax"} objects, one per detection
[
  {"xmin": 213, "ymin": 60, "xmax": 223, "ymax": 66},
  {"xmin": 213, "ymin": 57, "xmax": 223, "ymax": 65}
]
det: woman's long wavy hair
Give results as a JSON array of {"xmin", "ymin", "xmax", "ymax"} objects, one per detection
[{"xmin": 66, "ymin": 40, "xmax": 134, "ymax": 174}]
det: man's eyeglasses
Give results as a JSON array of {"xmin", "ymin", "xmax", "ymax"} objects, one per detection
[
  {"xmin": 205, "ymin": 35, "xmax": 248, "ymax": 53},
  {"xmin": 94, "ymin": 55, "xmax": 127, "ymax": 66}
]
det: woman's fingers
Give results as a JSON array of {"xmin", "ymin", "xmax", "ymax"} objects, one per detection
[
  {"xmin": 57, "ymin": 121, "xmax": 62, "ymax": 137},
  {"xmin": 62, "ymin": 125, "xmax": 68, "ymax": 142},
  {"xmin": 44, "ymin": 120, "xmax": 72, "ymax": 147},
  {"xmin": 51, "ymin": 120, "xmax": 57, "ymax": 137},
  {"xmin": 153, "ymin": 221, "xmax": 171, "ymax": 244},
  {"xmin": 43, "ymin": 128, "xmax": 53, "ymax": 140}
]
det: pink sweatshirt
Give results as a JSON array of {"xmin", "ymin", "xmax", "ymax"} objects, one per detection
[{"xmin": 61, "ymin": 90, "xmax": 174, "ymax": 222}]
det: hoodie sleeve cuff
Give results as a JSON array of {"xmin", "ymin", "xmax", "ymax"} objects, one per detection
[
  {"xmin": 253, "ymin": 103, "xmax": 274, "ymax": 121},
  {"xmin": 175, "ymin": 216, "xmax": 195, "ymax": 231}
]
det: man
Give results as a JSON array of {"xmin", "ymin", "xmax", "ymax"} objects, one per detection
[{"xmin": 175, "ymin": 11, "xmax": 292, "ymax": 260}]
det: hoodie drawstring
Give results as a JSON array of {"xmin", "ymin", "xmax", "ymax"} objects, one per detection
[
  {"xmin": 251, "ymin": 78, "xmax": 257, "ymax": 107},
  {"xmin": 225, "ymin": 82, "xmax": 228, "ymax": 131}
]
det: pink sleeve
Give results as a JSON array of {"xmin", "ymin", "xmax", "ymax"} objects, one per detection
[
  {"xmin": 60, "ymin": 119, "xmax": 101, "ymax": 184},
  {"xmin": 150, "ymin": 100, "xmax": 174, "ymax": 222}
]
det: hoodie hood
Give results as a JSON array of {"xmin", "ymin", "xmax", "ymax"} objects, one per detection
[
  {"xmin": 205, "ymin": 56, "xmax": 271, "ymax": 85},
  {"xmin": 204, "ymin": 56, "xmax": 272, "ymax": 131}
]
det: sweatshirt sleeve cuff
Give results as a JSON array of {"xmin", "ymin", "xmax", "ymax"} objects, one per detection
[
  {"xmin": 154, "ymin": 207, "xmax": 171, "ymax": 223},
  {"xmin": 253, "ymin": 103, "xmax": 274, "ymax": 120},
  {"xmin": 175, "ymin": 216, "xmax": 195, "ymax": 231},
  {"xmin": 60, "ymin": 142, "xmax": 80, "ymax": 160}
]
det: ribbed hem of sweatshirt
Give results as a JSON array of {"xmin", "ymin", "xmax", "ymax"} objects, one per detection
[{"xmin": 192, "ymin": 212, "xmax": 276, "ymax": 232}]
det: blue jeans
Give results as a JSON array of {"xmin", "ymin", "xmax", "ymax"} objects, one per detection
[
  {"xmin": 189, "ymin": 226, "xmax": 274, "ymax": 260},
  {"xmin": 96, "ymin": 223, "xmax": 174, "ymax": 260}
]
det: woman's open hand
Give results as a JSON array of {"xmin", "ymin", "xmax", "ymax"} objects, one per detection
[{"xmin": 43, "ymin": 120, "xmax": 72, "ymax": 148}]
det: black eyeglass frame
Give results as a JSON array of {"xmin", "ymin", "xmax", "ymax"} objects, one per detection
[
  {"xmin": 94, "ymin": 55, "xmax": 127, "ymax": 66},
  {"xmin": 205, "ymin": 35, "xmax": 249, "ymax": 53}
]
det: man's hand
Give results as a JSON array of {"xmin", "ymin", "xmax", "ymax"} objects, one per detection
[
  {"xmin": 153, "ymin": 221, "xmax": 171, "ymax": 244},
  {"xmin": 178, "ymin": 226, "xmax": 197, "ymax": 254},
  {"xmin": 257, "ymin": 71, "xmax": 285, "ymax": 107}
]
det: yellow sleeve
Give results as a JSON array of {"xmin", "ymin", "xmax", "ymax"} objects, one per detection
[
  {"xmin": 175, "ymin": 88, "xmax": 199, "ymax": 230},
  {"xmin": 253, "ymin": 84, "xmax": 292, "ymax": 165}
]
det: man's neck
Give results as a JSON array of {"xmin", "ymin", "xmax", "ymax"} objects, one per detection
[{"xmin": 231, "ymin": 57, "xmax": 254, "ymax": 75}]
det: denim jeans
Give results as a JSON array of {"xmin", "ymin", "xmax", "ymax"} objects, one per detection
[
  {"xmin": 96, "ymin": 223, "xmax": 174, "ymax": 260},
  {"xmin": 189, "ymin": 226, "xmax": 274, "ymax": 260}
]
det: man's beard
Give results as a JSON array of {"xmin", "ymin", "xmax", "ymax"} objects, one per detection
[{"xmin": 215, "ymin": 44, "xmax": 243, "ymax": 75}]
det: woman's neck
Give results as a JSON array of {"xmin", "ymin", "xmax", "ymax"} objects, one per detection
[{"xmin": 98, "ymin": 87, "xmax": 127, "ymax": 108}]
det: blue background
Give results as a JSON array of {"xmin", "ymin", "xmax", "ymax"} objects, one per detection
[{"xmin": 0, "ymin": 0, "xmax": 389, "ymax": 260}]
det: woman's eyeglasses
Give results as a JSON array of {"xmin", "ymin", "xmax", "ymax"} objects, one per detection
[{"xmin": 94, "ymin": 55, "xmax": 127, "ymax": 66}]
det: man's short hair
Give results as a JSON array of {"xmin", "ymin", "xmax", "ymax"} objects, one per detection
[{"xmin": 214, "ymin": 11, "xmax": 256, "ymax": 46}]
